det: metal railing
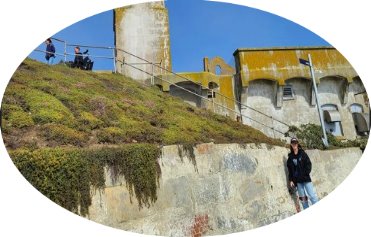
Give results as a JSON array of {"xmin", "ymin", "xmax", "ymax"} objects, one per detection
[
  {"xmin": 117, "ymin": 59, "xmax": 286, "ymax": 134},
  {"xmin": 115, "ymin": 47, "xmax": 289, "ymax": 136},
  {"xmin": 33, "ymin": 38, "xmax": 290, "ymax": 137},
  {"xmin": 34, "ymin": 38, "xmax": 116, "ymax": 70}
]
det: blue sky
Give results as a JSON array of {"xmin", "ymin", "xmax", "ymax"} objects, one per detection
[{"xmin": 29, "ymin": 0, "xmax": 330, "ymax": 72}]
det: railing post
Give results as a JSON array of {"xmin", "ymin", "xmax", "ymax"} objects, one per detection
[
  {"xmin": 211, "ymin": 89, "xmax": 215, "ymax": 113},
  {"xmin": 160, "ymin": 60, "xmax": 163, "ymax": 76},
  {"xmin": 64, "ymin": 40, "xmax": 67, "ymax": 63},
  {"xmin": 151, "ymin": 62, "xmax": 154, "ymax": 85},
  {"xmin": 271, "ymin": 116, "xmax": 275, "ymax": 138},
  {"xmin": 122, "ymin": 57, "xmax": 125, "ymax": 74},
  {"xmin": 112, "ymin": 48, "xmax": 117, "ymax": 73},
  {"xmin": 223, "ymin": 96, "xmax": 226, "ymax": 115}
]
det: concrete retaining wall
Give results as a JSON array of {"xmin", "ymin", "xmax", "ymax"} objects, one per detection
[{"xmin": 88, "ymin": 143, "xmax": 362, "ymax": 236}]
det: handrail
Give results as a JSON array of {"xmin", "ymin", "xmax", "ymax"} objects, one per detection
[
  {"xmin": 35, "ymin": 38, "xmax": 290, "ymax": 136},
  {"xmin": 50, "ymin": 37, "xmax": 66, "ymax": 43},
  {"xmin": 34, "ymin": 49, "xmax": 114, "ymax": 60},
  {"xmin": 116, "ymin": 47, "xmax": 290, "ymax": 128},
  {"xmin": 118, "ymin": 59, "xmax": 287, "ymax": 135},
  {"xmin": 51, "ymin": 37, "xmax": 114, "ymax": 50},
  {"xmin": 67, "ymin": 43, "xmax": 114, "ymax": 50},
  {"xmin": 37, "ymin": 38, "xmax": 117, "ymax": 71},
  {"xmin": 34, "ymin": 49, "xmax": 65, "ymax": 57}
]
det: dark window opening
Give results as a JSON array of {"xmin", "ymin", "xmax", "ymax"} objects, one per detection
[
  {"xmin": 283, "ymin": 85, "xmax": 294, "ymax": 100},
  {"xmin": 208, "ymin": 90, "xmax": 216, "ymax": 98}
]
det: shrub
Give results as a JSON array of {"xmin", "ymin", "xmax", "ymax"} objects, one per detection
[
  {"xmin": 96, "ymin": 127, "xmax": 126, "ymax": 144},
  {"xmin": 78, "ymin": 111, "xmax": 103, "ymax": 130},
  {"xmin": 286, "ymin": 123, "xmax": 369, "ymax": 150},
  {"xmin": 87, "ymin": 144, "xmax": 161, "ymax": 208},
  {"xmin": 129, "ymin": 125, "xmax": 163, "ymax": 143},
  {"xmin": 24, "ymin": 89, "xmax": 75, "ymax": 126},
  {"xmin": 88, "ymin": 96, "xmax": 122, "ymax": 125},
  {"xmin": 162, "ymin": 127, "xmax": 199, "ymax": 145},
  {"xmin": 10, "ymin": 144, "xmax": 161, "ymax": 215},
  {"xmin": 7, "ymin": 110, "xmax": 34, "ymax": 128},
  {"xmin": 1, "ymin": 104, "xmax": 34, "ymax": 129},
  {"xmin": 177, "ymin": 143, "xmax": 198, "ymax": 171},
  {"xmin": 10, "ymin": 148, "xmax": 92, "ymax": 216},
  {"xmin": 42, "ymin": 124, "xmax": 89, "ymax": 146}
]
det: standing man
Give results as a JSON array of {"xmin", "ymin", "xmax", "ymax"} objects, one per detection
[
  {"xmin": 45, "ymin": 38, "xmax": 56, "ymax": 65},
  {"xmin": 287, "ymin": 137, "xmax": 319, "ymax": 209}
]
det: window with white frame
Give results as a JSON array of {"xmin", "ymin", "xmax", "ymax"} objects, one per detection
[{"xmin": 282, "ymin": 84, "xmax": 295, "ymax": 100}]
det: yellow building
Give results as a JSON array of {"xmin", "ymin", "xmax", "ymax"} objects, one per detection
[
  {"xmin": 155, "ymin": 57, "xmax": 239, "ymax": 120},
  {"xmin": 158, "ymin": 47, "xmax": 369, "ymax": 140},
  {"xmin": 113, "ymin": 2, "xmax": 368, "ymax": 140},
  {"xmin": 233, "ymin": 47, "xmax": 368, "ymax": 139}
]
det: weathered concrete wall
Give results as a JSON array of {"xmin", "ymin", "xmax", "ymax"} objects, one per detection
[
  {"xmin": 234, "ymin": 46, "xmax": 369, "ymax": 140},
  {"xmin": 169, "ymin": 81, "xmax": 202, "ymax": 107},
  {"xmin": 233, "ymin": 47, "xmax": 358, "ymax": 86},
  {"xmin": 203, "ymin": 56, "xmax": 236, "ymax": 76},
  {"xmin": 114, "ymin": 1, "xmax": 171, "ymax": 80},
  {"xmin": 240, "ymin": 76, "xmax": 368, "ymax": 139},
  {"xmin": 87, "ymin": 143, "xmax": 362, "ymax": 236}
]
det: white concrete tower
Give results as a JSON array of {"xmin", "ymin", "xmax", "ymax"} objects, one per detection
[{"xmin": 114, "ymin": 1, "xmax": 172, "ymax": 81}]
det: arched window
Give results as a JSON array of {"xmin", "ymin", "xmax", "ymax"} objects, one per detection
[
  {"xmin": 349, "ymin": 103, "xmax": 369, "ymax": 136},
  {"xmin": 321, "ymin": 104, "xmax": 343, "ymax": 136},
  {"xmin": 215, "ymin": 65, "xmax": 222, "ymax": 75},
  {"xmin": 208, "ymin": 81, "xmax": 219, "ymax": 90},
  {"xmin": 349, "ymin": 103, "xmax": 363, "ymax": 113}
]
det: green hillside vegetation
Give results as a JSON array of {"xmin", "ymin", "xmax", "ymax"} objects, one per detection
[
  {"xmin": 1, "ymin": 58, "xmax": 284, "ymax": 215},
  {"xmin": 2, "ymin": 58, "xmax": 283, "ymax": 148}
]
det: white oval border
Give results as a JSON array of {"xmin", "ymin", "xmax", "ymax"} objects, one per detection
[{"xmin": 0, "ymin": 0, "xmax": 369, "ymax": 236}]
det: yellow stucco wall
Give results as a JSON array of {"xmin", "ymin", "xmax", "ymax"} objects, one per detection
[
  {"xmin": 158, "ymin": 72, "xmax": 221, "ymax": 91},
  {"xmin": 156, "ymin": 72, "xmax": 237, "ymax": 118},
  {"xmin": 204, "ymin": 56, "xmax": 236, "ymax": 75},
  {"xmin": 218, "ymin": 76, "xmax": 236, "ymax": 115},
  {"xmin": 234, "ymin": 47, "xmax": 358, "ymax": 87}
]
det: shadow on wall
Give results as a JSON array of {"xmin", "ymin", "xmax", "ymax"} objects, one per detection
[
  {"xmin": 318, "ymin": 76, "xmax": 348, "ymax": 105},
  {"xmin": 247, "ymin": 79, "xmax": 278, "ymax": 106},
  {"xmin": 284, "ymin": 78, "xmax": 312, "ymax": 105},
  {"xmin": 169, "ymin": 81, "xmax": 202, "ymax": 107}
]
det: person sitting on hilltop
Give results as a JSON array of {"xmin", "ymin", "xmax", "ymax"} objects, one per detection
[
  {"xmin": 65, "ymin": 46, "xmax": 93, "ymax": 70},
  {"xmin": 72, "ymin": 46, "xmax": 84, "ymax": 69}
]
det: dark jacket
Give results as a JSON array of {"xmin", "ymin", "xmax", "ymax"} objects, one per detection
[
  {"xmin": 45, "ymin": 43, "xmax": 55, "ymax": 60},
  {"xmin": 287, "ymin": 148, "xmax": 312, "ymax": 185},
  {"xmin": 73, "ymin": 52, "xmax": 83, "ymax": 68}
]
